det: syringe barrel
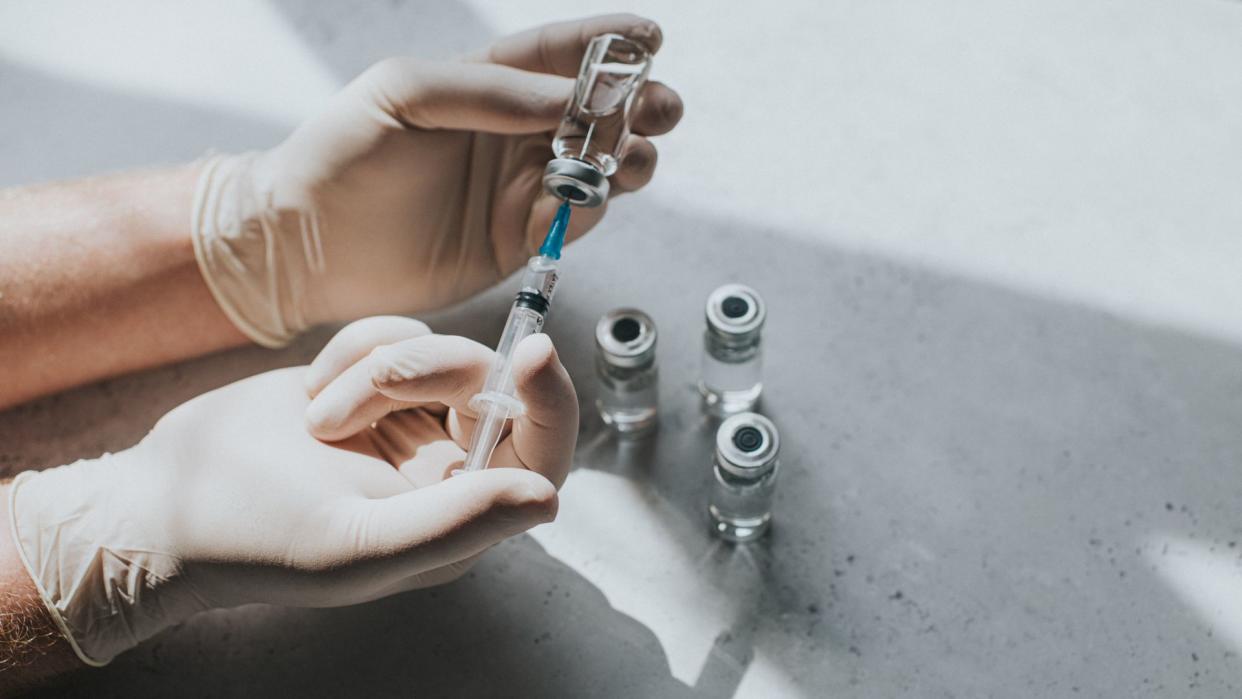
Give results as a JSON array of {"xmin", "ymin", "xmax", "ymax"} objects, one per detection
[
  {"xmin": 476, "ymin": 255, "xmax": 559, "ymax": 401},
  {"xmin": 462, "ymin": 255, "xmax": 560, "ymax": 472},
  {"xmin": 473, "ymin": 303, "xmax": 546, "ymax": 409},
  {"xmin": 462, "ymin": 305, "xmax": 543, "ymax": 472}
]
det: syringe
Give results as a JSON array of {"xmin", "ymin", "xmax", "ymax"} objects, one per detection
[{"xmin": 461, "ymin": 201, "xmax": 572, "ymax": 472}]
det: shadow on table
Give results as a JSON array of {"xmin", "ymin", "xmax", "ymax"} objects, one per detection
[
  {"xmin": 4, "ymin": 193, "xmax": 1242, "ymax": 697},
  {"xmin": 4, "ymin": 1, "xmax": 1242, "ymax": 696},
  {"xmin": 3, "ymin": 4, "xmax": 697, "ymax": 697},
  {"xmin": 30, "ymin": 536, "xmax": 695, "ymax": 699},
  {"xmin": 428, "ymin": 196, "xmax": 1242, "ymax": 696}
]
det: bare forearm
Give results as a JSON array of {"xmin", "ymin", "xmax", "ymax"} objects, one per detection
[
  {"xmin": 0, "ymin": 166, "xmax": 247, "ymax": 408},
  {"xmin": 0, "ymin": 482, "xmax": 81, "ymax": 695}
]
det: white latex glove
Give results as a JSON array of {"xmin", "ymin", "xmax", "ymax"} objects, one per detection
[
  {"xmin": 193, "ymin": 14, "xmax": 683, "ymax": 346},
  {"xmin": 7, "ymin": 316, "xmax": 577, "ymax": 666}
]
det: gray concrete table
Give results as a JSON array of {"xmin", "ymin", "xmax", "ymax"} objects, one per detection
[{"xmin": 2, "ymin": 1, "xmax": 1241, "ymax": 696}]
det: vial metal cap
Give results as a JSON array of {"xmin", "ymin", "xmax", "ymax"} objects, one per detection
[
  {"xmin": 705, "ymin": 283, "xmax": 766, "ymax": 341},
  {"xmin": 543, "ymin": 158, "xmax": 609, "ymax": 208},
  {"xmin": 595, "ymin": 308, "xmax": 657, "ymax": 368},
  {"xmin": 715, "ymin": 412, "xmax": 780, "ymax": 477}
]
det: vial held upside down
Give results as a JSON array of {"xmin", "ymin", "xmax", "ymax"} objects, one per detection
[{"xmin": 543, "ymin": 33, "xmax": 653, "ymax": 208}]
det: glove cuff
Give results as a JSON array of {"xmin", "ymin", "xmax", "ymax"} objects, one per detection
[
  {"xmin": 191, "ymin": 152, "xmax": 324, "ymax": 348},
  {"xmin": 8, "ymin": 456, "xmax": 210, "ymax": 665}
]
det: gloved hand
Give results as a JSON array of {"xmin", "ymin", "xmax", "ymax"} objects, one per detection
[
  {"xmin": 193, "ymin": 14, "xmax": 683, "ymax": 347},
  {"xmin": 7, "ymin": 316, "xmax": 577, "ymax": 666}
]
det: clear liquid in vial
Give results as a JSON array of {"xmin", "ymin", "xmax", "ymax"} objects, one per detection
[
  {"xmin": 709, "ymin": 462, "xmax": 778, "ymax": 542},
  {"xmin": 699, "ymin": 341, "xmax": 763, "ymax": 417},
  {"xmin": 595, "ymin": 359, "xmax": 658, "ymax": 435},
  {"xmin": 552, "ymin": 62, "xmax": 646, "ymax": 176}
]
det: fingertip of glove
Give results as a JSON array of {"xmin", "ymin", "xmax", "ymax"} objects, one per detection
[
  {"xmin": 471, "ymin": 468, "xmax": 559, "ymax": 525},
  {"xmin": 512, "ymin": 335, "xmax": 577, "ymax": 420},
  {"xmin": 627, "ymin": 16, "xmax": 664, "ymax": 55},
  {"xmin": 304, "ymin": 397, "xmax": 345, "ymax": 442},
  {"xmin": 511, "ymin": 472, "xmax": 559, "ymax": 524},
  {"xmin": 598, "ymin": 13, "xmax": 663, "ymax": 54},
  {"xmin": 513, "ymin": 334, "xmax": 559, "ymax": 377}
]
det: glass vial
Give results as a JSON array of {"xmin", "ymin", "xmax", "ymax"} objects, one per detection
[
  {"xmin": 595, "ymin": 308, "xmax": 659, "ymax": 435},
  {"xmin": 699, "ymin": 284, "xmax": 766, "ymax": 417},
  {"xmin": 709, "ymin": 412, "xmax": 781, "ymax": 542},
  {"xmin": 543, "ymin": 33, "xmax": 653, "ymax": 208}
]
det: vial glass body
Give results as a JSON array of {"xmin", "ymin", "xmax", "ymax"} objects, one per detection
[
  {"xmin": 594, "ymin": 308, "xmax": 659, "ymax": 435},
  {"xmin": 551, "ymin": 34, "xmax": 652, "ymax": 176},
  {"xmin": 700, "ymin": 333, "xmax": 763, "ymax": 416},
  {"xmin": 709, "ymin": 457, "xmax": 779, "ymax": 542},
  {"xmin": 595, "ymin": 357, "xmax": 658, "ymax": 435}
]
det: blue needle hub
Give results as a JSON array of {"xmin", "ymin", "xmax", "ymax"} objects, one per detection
[{"xmin": 538, "ymin": 200, "xmax": 572, "ymax": 260}]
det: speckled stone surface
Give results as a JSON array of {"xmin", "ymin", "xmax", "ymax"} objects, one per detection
[{"xmin": 3, "ymin": 2, "xmax": 1242, "ymax": 697}]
